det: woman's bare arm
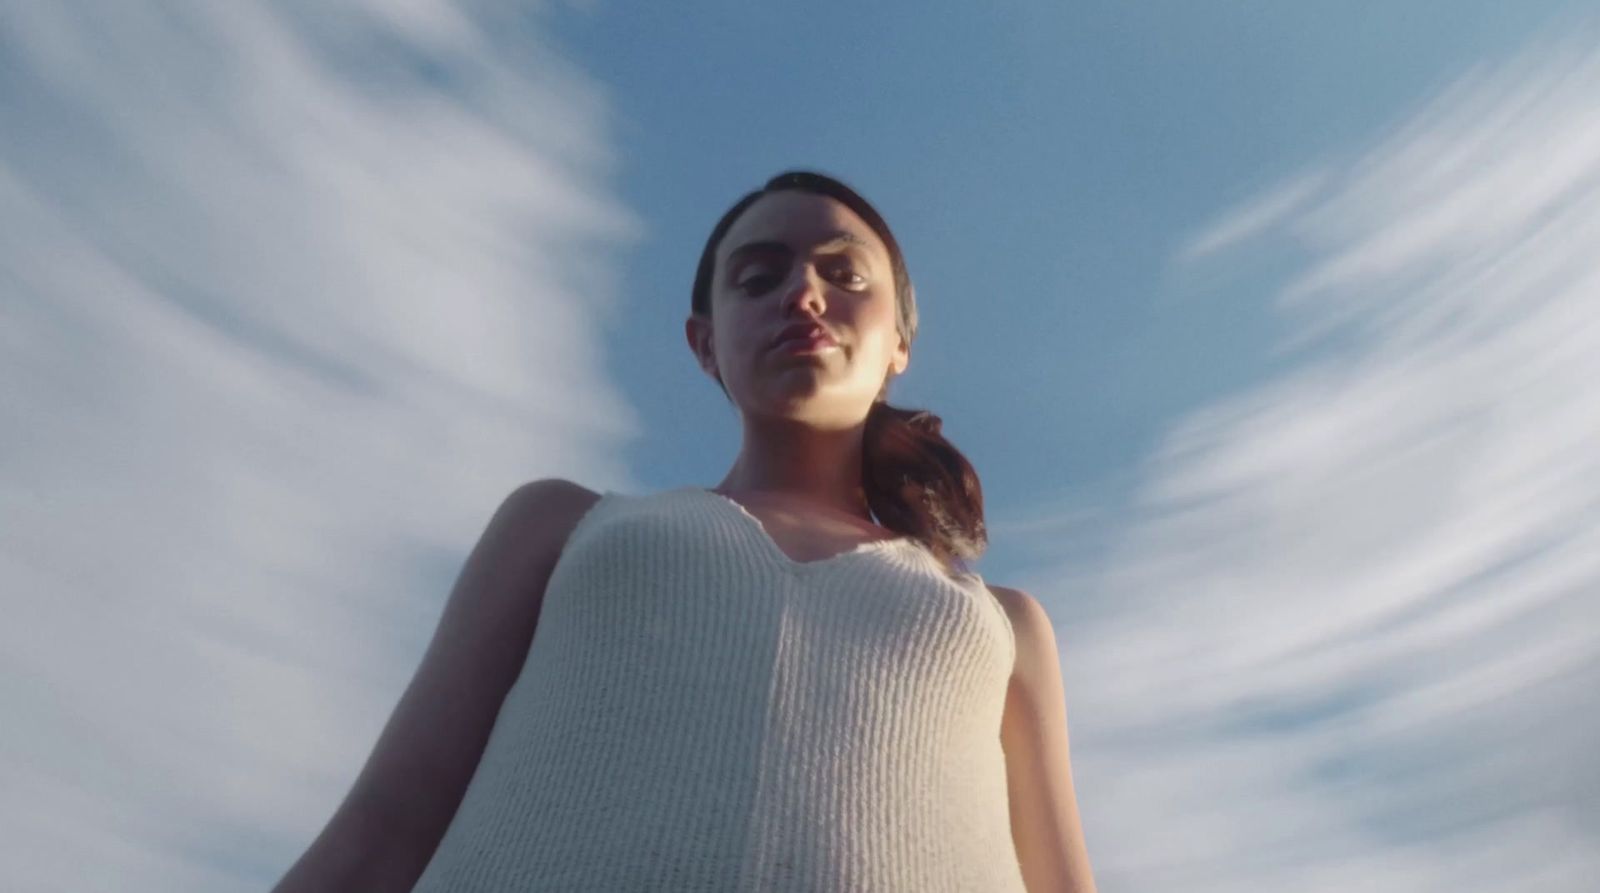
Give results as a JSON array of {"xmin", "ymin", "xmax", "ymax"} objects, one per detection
[
  {"xmin": 993, "ymin": 585, "xmax": 1098, "ymax": 893},
  {"xmin": 271, "ymin": 478, "xmax": 600, "ymax": 892}
]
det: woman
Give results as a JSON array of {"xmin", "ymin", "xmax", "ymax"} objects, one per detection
[{"xmin": 274, "ymin": 171, "xmax": 1096, "ymax": 892}]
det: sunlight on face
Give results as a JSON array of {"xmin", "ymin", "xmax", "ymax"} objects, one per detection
[{"xmin": 705, "ymin": 191, "xmax": 909, "ymax": 428}]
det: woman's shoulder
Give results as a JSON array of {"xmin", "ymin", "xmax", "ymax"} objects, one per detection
[
  {"xmin": 507, "ymin": 477, "xmax": 602, "ymax": 503},
  {"xmin": 498, "ymin": 478, "xmax": 606, "ymax": 545}
]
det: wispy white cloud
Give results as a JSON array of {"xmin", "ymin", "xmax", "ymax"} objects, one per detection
[
  {"xmin": 1, "ymin": 4, "xmax": 639, "ymax": 889},
  {"xmin": 1046, "ymin": 28, "xmax": 1600, "ymax": 893},
  {"xmin": 1177, "ymin": 170, "xmax": 1330, "ymax": 263}
]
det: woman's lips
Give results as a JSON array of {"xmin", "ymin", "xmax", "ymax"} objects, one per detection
[{"xmin": 774, "ymin": 333, "xmax": 840, "ymax": 353}]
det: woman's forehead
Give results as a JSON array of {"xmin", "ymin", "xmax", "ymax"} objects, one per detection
[{"xmin": 719, "ymin": 191, "xmax": 886, "ymax": 262}]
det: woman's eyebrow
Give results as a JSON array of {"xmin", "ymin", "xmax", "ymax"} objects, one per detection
[{"xmin": 726, "ymin": 231, "xmax": 872, "ymax": 266}]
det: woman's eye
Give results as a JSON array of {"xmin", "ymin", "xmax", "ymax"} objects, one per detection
[
  {"xmin": 738, "ymin": 274, "xmax": 780, "ymax": 294},
  {"xmin": 735, "ymin": 264, "xmax": 864, "ymax": 294},
  {"xmin": 834, "ymin": 268, "xmax": 867, "ymax": 288}
]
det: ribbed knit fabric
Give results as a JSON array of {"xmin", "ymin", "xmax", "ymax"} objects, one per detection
[{"xmin": 409, "ymin": 486, "xmax": 1026, "ymax": 892}]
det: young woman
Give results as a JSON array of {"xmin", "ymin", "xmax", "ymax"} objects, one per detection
[{"xmin": 274, "ymin": 171, "xmax": 1096, "ymax": 892}]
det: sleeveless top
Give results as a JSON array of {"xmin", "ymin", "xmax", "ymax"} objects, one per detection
[{"xmin": 409, "ymin": 486, "xmax": 1026, "ymax": 892}]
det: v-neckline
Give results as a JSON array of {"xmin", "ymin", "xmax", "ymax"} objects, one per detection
[{"xmin": 688, "ymin": 487, "xmax": 915, "ymax": 571}]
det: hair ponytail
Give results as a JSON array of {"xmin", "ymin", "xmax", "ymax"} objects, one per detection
[
  {"xmin": 862, "ymin": 400, "xmax": 987, "ymax": 576},
  {"xmin": 692, "ymin": 169, "xmax": 989, "ymax": 576}
]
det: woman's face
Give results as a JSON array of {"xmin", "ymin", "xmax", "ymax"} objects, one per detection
[{"xmin": 693, "ymin": 190, "xmax": 910, "ymax": 427}]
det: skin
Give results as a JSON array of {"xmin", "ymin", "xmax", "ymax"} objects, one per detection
[
  {"xmin": 685, "ymin": 190, "xmax": 908, "ymax": 530},
  {"xmin": 687, "ymin": 190, "xmax": 1098, "ymax": 891},
  {"xmin": 994, "ymin": 585, "xmax": 1100, "ymax": 893}
]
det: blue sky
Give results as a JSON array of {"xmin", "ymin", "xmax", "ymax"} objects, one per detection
[{"xmin": 3, "ymin": 2, "xmax": 1597, "ymax": 890}]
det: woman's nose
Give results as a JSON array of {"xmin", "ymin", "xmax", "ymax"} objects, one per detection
[{"xmin": 780, "ymin": 265, "xmax": 827, "ymax": 315}]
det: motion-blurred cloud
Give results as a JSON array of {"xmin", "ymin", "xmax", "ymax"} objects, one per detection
[
  {"xmin": 5, "ymin": 4, "xmax": 1598, "ymax": 891},
  {"xmin": 1060, "ymin": 29, "xmax": 1600, "ymax": 893},
  {"xmin": 1, "ymin": 4, "xmax": 638, "ymax": 889}
]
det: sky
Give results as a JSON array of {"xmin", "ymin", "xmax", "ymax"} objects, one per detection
[{"xmin": 3, "ymin": 2, "xmax": 1597, "ymax": 890}]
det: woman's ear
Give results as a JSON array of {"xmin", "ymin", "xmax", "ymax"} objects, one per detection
[
  {"xmin": 890, "ymin": 335, "xmax": 910, "ymax": 376},
  {"xmin": 685, "ymin": 315, "xmax": 719, "ymax": 380}
]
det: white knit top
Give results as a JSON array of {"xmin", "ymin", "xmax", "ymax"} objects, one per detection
[{"xmin": 410, "ymin": 486, "xmax": 1025, "ymax": 892}]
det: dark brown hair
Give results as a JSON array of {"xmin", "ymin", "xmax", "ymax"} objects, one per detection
[{"xmin": 690, "ymin": 170, "xmax": 987, "ymax": 575}]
